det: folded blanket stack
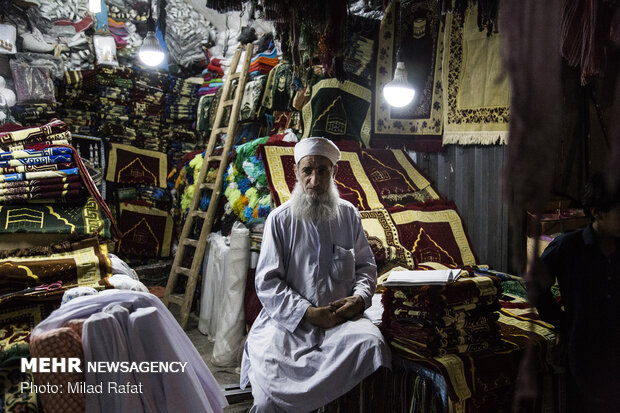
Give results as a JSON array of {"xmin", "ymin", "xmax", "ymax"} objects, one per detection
[
  {"xmin": 59, "ymin": 69, "xmax": 98, "ymax": 135},
  {"xmin": 131, "ymin": 70, "xmax": 169, "ymax": 152},
  {"xmin": 198, "ymin": 60, "xmax": 225, "ymax": 97},
  {"xmin": 11, "ymin": 103, "xmax": 59, "ymax": 126},
  {"xmin": 162, "ymin": 76, "xmax": 199, "ymax": 149},
  {"xmin": 34, "ymin": 0, "xmax": 95, "ymax": 71},
  {"xmin": 0, "ymin": 119, "xmax": 88, "ymax": 204},
  {"xmin": 96, "ymin": 65, "xmax": 135, "ymax": 144},
  {"xmin": 108, "ymin": 17, "xmax": 143, "ymax": 63},
  {"xmin": 248, "ymin": 48, "xmax": 279, "ymax": 76},
  {"xmin": 381, "ymin": 275, "xmax": 504, "ymax": 358},
  {"xmin": 196, "ymin": 59, "xmax": 225, "ymax": 132}
]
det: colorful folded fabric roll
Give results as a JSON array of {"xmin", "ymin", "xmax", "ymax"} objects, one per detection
[
  {"xmin": 0, "ymin": 119, "xmax": 68, "ymax": 145},
  {"xmin": 0, "ymin": 161, "xmax": 76, "ymax": 175},
  {"xmin": 0, "ymin": 188, "xmax": 82, "ymax": 203}
]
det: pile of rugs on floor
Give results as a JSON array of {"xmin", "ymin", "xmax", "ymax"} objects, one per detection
[{"xmin": 380, "ymin": 273, "xmax": 503, "ymax": 358}]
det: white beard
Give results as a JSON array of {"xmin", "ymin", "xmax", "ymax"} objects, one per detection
[{"xmin": 289, "ymin": 179, "xmax": 340, "ymax": 222}]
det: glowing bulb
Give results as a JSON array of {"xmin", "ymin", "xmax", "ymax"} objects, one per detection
[
  {"xmin": 382, "ymin": 62, "xmax": 415, "ymax": 108},
  {"xmin": 139, "ymin": 32, "xmax": 164, "ymax": 66}
]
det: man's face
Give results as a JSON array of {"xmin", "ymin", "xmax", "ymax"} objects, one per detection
[
  {"xmin": 295, "ymin": 155, "xmax": 336, "ymax": 198},
  {"xmin": 595, "ymin": 205, "xmax": 620, "ymax": 238}
]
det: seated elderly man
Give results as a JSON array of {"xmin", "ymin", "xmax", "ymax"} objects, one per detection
[{"xmin": 240, "ymin": 137, "xmax": 390, "ymax": 412}]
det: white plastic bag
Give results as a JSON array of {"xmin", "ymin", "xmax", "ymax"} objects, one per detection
[
  {"xmin": 93, "ymin": 34, "xmax": 119, "ymax": 66},
  {"xmin": 212, "ymin": 222, "xmax": 250, "ymax": 366},
  {"xmin": 198, "ymin": 231, "xmax": 229, "ymax": 340}
]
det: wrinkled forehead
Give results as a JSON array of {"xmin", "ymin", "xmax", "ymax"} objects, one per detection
[{"xmin": 296, "ymin": 155, "xmax": 333, "ymax": 169}]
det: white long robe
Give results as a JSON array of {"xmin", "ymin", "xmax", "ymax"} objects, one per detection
[{"xmin": 240, "ymin": 198, "xmax": 391, "ymax": 412}]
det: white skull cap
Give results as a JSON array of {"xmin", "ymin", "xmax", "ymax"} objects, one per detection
[{"xmin": 293, "ymin": 137, "xmax": 341, "ymax": 165}]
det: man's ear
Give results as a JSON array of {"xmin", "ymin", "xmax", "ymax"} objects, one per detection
[
  {"xmin": 332, "ymin": 163, "xmax": 338, "ymax": 177},
  {"xmin": 294, "ymin": 164, "xmax": 298, "ymax": 176},
  {"xmin": 591, "ymin": 207, "xmax": 601, "ymax": 220}
]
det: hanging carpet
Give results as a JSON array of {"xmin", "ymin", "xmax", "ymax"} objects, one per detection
[
  {"xmin": 442, "ymin": 4, "xmax": 510, "ymax": 145},
  {"xmin": 105, "ymin": 143, "xmax": 168, "ymax": 188},
  {"xmin": 302, "ymin": 79, "xmax": 372, "ymax": 147},
  {"xmin": 390, "ymin": 201, "xmax": 477, "ymax": 267}
]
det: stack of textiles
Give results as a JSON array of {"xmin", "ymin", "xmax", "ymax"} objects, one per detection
[
  {"xmin": 167, "ymin": 127, "xmax": 198, "ymax": 168},
  {"xmin": 248, "ymin": 48, "xmax": 279, "ymax": 76},
  {"xmin": 108, "ymin": 17, "xmax": 143, "ymax": 62},
  {"xmin": 107, "ymin": 2, "xmax": 148, "ymax": 23},
  {"xmin": 0, "ymin": 119, "xmax": 86, "ymax": 204},
  {"xmin": 198, "ymin": 68, "xmax": 224, "ymax": 97},
  {"xmin": 380, "ymin": 275, "xmax": 503, "ymax": 358},
  {"xmin": 165, "ymin": 0, "xmax": 215, "ymax": 68},
  {"xmin": 196, "ymin": 61, "xmax": 225, "ymax": 132},
  {"xmin": 11, "ymin": 104, "xmax": 59, "ymax": 126},
  {"xmin": 29, "ymin": 289, "xmax": 228, "ymax": 412},
  {"xmin": 57, "ymin": 32, "xmax": 95, "ymax": 72},
  {"xmin": 162, "ymin": 76, "xmax": 199, "ymax": 146},
  {"xmin": 131, "ymin": 70, "xmax": 168, "ymax": 151},
  {"xmin": 33, "ymin": 0, "xmax": 94, "ymax": 70},
  {"xmin": 165, "ymin": 76, "xmax": 200, "ymax": 122},
  {"xmin": 59, "ymin": 70, "xmax": 98, "ymax": 135},
  {"xmin": 0, "ymin": 119, "xmax": 118, "ymax": 244},
  {"xmin": 96, "ymin": 65, "xmax": 135, "ymax": 142},
  {"xmin": 168, "ymin": 141, "xmax": 198, "ymax": 172}
]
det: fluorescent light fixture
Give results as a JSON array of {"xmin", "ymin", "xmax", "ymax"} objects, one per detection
[
  {"xmin": 139, "ymin": 31, "xmax": 164, "ymax": 66},
  {"xmin": 89, "ymin": 0, "xmax": 101, "ymax": 13},
  {"xmin": 382, "ymin": 61, "xmax": 415, "ymax": 108}
]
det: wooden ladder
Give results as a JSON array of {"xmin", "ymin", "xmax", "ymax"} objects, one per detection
[{"xmin": 163, "ymin": 44, "xmax": 253, "ymax": 329}]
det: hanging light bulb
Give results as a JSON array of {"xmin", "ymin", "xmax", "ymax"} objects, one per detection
[
  {"xmin": 89, "ymin": 0, "xmax": 101, "ymax": 13},
  {"xmin": 139, "ymin": 31, "xmax": 164, "ymax": 66},
  {"xmin": 383, "ymin": 1, "xmax": 415, "ymax": 108},
  {"xmin": 383, "ymin": 62, "xmax": 415, "ymax": 108},
  {"xmin": 138, "ymin": 0, "xmax": 165, "ymax": 67}
]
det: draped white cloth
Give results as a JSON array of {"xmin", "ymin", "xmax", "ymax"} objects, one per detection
[
  {"xmin": 241, "ymin": 199, "xmax": 391, "ymax": 412},
  {"xmin": 32, "ymin": 290, "xmax": 228, "ymax": 413}
]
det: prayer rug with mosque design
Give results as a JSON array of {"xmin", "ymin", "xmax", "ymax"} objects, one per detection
[
  {"xmin": 105, "ymin": 143, "xmax": 168, "ymax": 188},
  {"xmin": 0, "ymin": 197, "xmax": 110, "ymax": 238},
  {"xmin": 389, "ymin": 201, "xmax": 477, "ymax": 267},
  {"xmin": 360, "ymin": 149, "xmax": 439, "ymax": 208},
  {"xmin": 116, "ymin": 202, "xmax": 173, "ymax": 258},
  {"xmin": 302, "ymin": 79, "xmax": 372, "ymax": 147}
]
